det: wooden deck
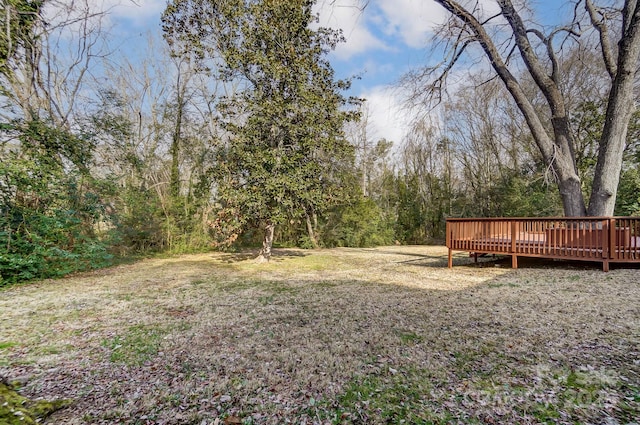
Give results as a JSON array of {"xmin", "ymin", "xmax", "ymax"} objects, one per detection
[{"xmin": 446, "ymin": 217, "xmax": 640, "ymax": 271}]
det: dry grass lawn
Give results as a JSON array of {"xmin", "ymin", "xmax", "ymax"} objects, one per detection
[{"xmin": 0, "ymin": 246, "xmax": 638, "ymax": 424}]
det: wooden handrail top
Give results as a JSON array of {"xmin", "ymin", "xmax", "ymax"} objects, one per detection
[{"xmin": 446, "ymin": 216, "xmax": 640, "ymax": 222}]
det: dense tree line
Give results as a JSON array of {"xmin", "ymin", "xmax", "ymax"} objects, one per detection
[{"xmin": 1, "ymin": 0, "xmax": 638, "ymax": 284}]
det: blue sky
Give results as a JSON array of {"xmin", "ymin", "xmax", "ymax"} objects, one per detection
[{"xmin": 101, "ymin": 0, "xmax": 566, "ymax": 144}]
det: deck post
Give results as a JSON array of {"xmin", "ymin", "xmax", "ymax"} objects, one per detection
[
  {"xmin": 510, "ymin": 221, "xmax": 517, "ymax": 269},
  {"xmin": 609, "ymin": 218, "xmax": 616, "ymax": 261},
  {"xmin": 605, "ymin": 217, "xmax": 616, "ymax": 272},
  {"xmin": 601, "ymin": 219, "xmax": 609, "ymax": 272},
  {"xmin": 446, "ymin": 221, "xmax": 453, "ymax": 269},
  {"xmin": 602, "ymin": 219, "xmax": 609, "ymax": 259}
]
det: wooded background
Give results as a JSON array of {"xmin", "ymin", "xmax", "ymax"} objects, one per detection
[{"xmin": 1, "ymin": 0, "xmax": 639, "ymax": 282}]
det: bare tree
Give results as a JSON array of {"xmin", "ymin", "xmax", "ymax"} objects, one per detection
[
  {"xmin": 411, "ymin": 0, "xmax": 640, "ymax": 216},
  {"xmin": 0, "ymin": 0, "xmax": 110, "ymax": 128},
  {"xmin": 399, "ymin": 116, "xmax": 454, "ymax": 238},
  {"xmin": 345, "ymin": 102, "xmax": 377, "ymax": 196},
  {"xmin": 90, "ymin": 33, "xmax": 226, "ymax": 247}
]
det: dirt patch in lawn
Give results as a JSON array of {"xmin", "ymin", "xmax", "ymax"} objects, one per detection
[{"xmin": 1, "ymin": 246, "xmax": 638, "ymax": 424}]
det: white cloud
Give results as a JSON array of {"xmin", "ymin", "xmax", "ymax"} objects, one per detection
[
  {"xmin": 101, "ymin": 0, "xmax": 165, "ymax": 27},
  {"xmin": 478, "ymin": 0, "xmax": 501, "ymax": 18},
  {"xmin": 360, "ymin": 85, "xmax": 414, "ymax": 144},
  {"xmin": 42, "ymin": 0, "xmax": 163, "ymax": 36},
  {"xmin": 374, "ymin": 0, "xmax": 502, "ymax": 49},
  {"xmin": 375, "ymin": 0, "xmax": 448, "ymax": 48},
  {"xmin": 314, "ymin": 0, "xmax": 388, "ymax": 60}
]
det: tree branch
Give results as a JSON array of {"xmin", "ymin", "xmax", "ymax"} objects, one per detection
[
  {"xmin": 433, "ymin": 0, "xmax": 556, "ymax": 164},
  {"xmin": 585, "ymin": 0, "xmax": 617, "ymax": 79},
  {"xmin": 497, "ymin": 0, "xmax": 562, "ymax": 106}
]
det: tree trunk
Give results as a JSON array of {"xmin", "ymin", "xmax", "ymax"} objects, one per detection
[
  {"xmin": 169, "ymin": 129, "xmax": 181, "ymax": 200},
  {"xmin": 557, "ymin": 174, "xmax": 587, "ymax": 217},
  {"xmin": 431, "ymin": 0, "xmax": 640, "ymax": 218},
  {"xmin": 588, "ymin": 1, "xmax": 640, "ymax": 216},
  {"xmin": 256, "ymin": 222, "xmax": 275, "ymax": 263},
  {"xmin": 305, "ymin": 210, "xmax": 319, "ymax": 249},
  {"xmin": 170, "ymin": 74, "xmax": 185, "ymax": 201}
]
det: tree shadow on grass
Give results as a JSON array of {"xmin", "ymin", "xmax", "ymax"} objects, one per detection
[
  {"xmin": 513, "ymin": 256, "xmax": 640, "ymax": 271},
  {"xmin": 407, "ymin": 252, "xmax": 634, "ymax": 272},
  {"xmin": 390, "ymin": 251, "xmax": 501, "ymax": 269},
  {"xmin": 217, "ymin": 248, "xmax": 310, "ymax": 263}
]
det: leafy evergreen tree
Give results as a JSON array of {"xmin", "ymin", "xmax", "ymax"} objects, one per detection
[
  {"xmin": 0, "ymin": 120, "xmax": 112, "ymax": 284},
  {"xmin": 163, "ymin": 0, "xmax": 359, "ymax": 260},
  {"xmin": 0, "ymin": 1, "xmax": 117, "ymax": 283}
]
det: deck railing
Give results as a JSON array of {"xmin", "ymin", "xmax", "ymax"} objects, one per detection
[{"xmin": 446, "ymin": 217, "xmax": 640, "ymax": 271}]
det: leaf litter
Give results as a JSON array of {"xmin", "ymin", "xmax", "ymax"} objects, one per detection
[{"xmin": 0, "ymin": 246, "xmax": 638, "ymax": 424}]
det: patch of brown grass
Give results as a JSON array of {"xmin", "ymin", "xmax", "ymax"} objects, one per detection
[{"xmin": 0, "ymin": 246, "xmax": 638, "ymax": 424}]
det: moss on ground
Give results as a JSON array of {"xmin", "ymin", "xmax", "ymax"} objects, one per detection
[{"xmin": 0, "ymin": 379, "xmax": 69, "ymax": 424}]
